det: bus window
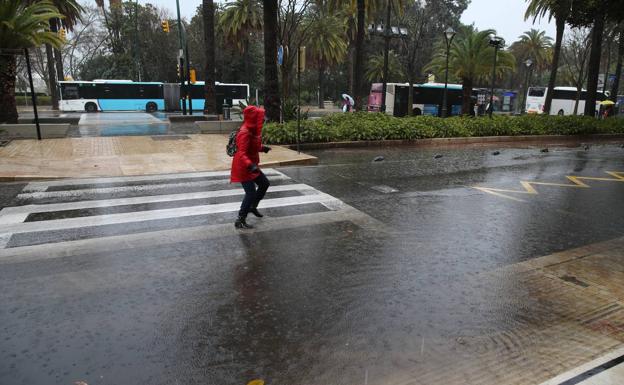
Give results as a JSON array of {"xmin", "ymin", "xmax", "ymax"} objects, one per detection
[
  {"xmin": 528, "ymin": 88, "xmax": 545, "ymax": 97},
  {"xmin": 61, "ymin": 84, "xmax": 79, "ymax": 100}
]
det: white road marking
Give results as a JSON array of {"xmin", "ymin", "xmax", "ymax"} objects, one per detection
[
  {"xmin": 0, "ymin": 192, "xmax": 341, "ymax": 235},
  {"xmin": 22, "ymin": 169, "xmax": 282, "ymax": 192},
  {"xmin": 17, "ymin": 174, "xmax": 290, "ymax": 200},
  {"xmin": 0, "ymin": 184, "xmax": 314, "ymax": 222},
  {"xmin": 538, "ymin": 345, "xmax": 624, "ymax": 385}
]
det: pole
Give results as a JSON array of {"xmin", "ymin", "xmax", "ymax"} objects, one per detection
[
  {"xmin": 175, "ymin": 0, "xmax": 186, "ymax": 115},
  {"xmin": 489, "ymin": 45, "xmax": 498, "ymax": 118},
  {"xmin": 522, "ymin": 66, "xmax": 530, "ymax": 114},
  {"xmin": 380, "ymin": 0, "xmax": 392, "ymax": 114},
  {"xmin": 134, "ymin": 0, "xmax": 140, "ymax": 81},
  {"xmin": 442, "ymin": 43, "xmax": 450, "ymax": 118},
  {"xmin": 185, "ymin": 41, "xmax": 193, "ymax": 114},
  {"xmin": 24, "ymin": 49, "xmax": 41, "ymax": 141},
  {"xmin": 297, "ymin": 51, "xmax": 301, "ymax": 154}
]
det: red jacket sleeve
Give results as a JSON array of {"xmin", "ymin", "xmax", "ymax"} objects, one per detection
[{"xmin": 236, "ymin": 129, "xmax": 253, "ymax": 167}]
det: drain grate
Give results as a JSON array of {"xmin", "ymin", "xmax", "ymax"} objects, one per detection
[
  {"xmin": 151, "ymin": 135, "xmax": 190, "ymax": 141},
  {"xmin": 0, "ymin": 140, "xmax": 12, "ymax": 147}
]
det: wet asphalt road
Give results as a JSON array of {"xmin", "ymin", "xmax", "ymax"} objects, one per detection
[{"xmin": 1, "ymin": 144, "xmax": 624, "ymax": 385}]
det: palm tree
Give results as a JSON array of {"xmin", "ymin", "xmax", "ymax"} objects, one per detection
[
  {"xmin": 426, "ymin": 27, "xmax": 516, "ymax": 115},
  {"xmin": 525, "ymin": 0, "xmax": 572, "ymax": 115},
  {"xmin": 203, "ymin": 0, "xmax": 217, "ymax": 114},
  {"xmin": 511, "ymin": 29, "xmax": 553, "ymax": 75},
  {"xmin": 26, "ymin": 0, "xmax": 83, "ymax": 110},
  {"xmin": 366, "ymin": 50, "xmax": 404, "ymax": 82},
  {"xmin": 307, "ymin": 2, "xmax": 348, "ymax": 108},
  {"xmin": 263, "ymin": 0, "xmax": 280, "ymax": 121},
  {"xmin": 330, "ymin": 0, "xmax": 409, "ymax": 111},
  {"xmin": 0, "ymin": 0, "xmax": 63, "ymax": 123},
  {"xmin": 220, "ymin": 0, "xmax": 262, "ymax": 86}
]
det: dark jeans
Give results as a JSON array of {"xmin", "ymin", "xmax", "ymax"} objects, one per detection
[{"xmin": 238, "ymin": 172, "xmax": 270, "ymax": 218}]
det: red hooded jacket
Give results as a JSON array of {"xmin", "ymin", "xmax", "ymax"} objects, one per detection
[{"xmin": 230, "ymin": 106, "xmax": 265, "ymax": 183}]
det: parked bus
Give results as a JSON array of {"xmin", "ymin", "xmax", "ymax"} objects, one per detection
[
  {"xmin": 368, "ymin": 82, "xmax": 479, "ymax": 117},
  {"xmin": 525, "ymin": 86, "xmax": 607, "ymax": 116},
  {"xmin": 59, "ymin": 80, "xmax": 250, "ymax": 113},
  {"xmin": 186, "ymin": 81, "xmax": 250, "ymax": 112},
  {"xmin": 59, "ymin": 80, "xmax": 165, "ymax": 112}
]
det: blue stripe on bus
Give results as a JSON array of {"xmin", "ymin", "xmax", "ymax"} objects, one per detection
[{"xmin": 97, "ymin": 99, "xmax": 165, "ymax": 111}]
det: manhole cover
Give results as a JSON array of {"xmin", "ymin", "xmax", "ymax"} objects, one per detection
[{"xmin": 151, "ymin": 135, "xmax": 190, "ymax": 141}]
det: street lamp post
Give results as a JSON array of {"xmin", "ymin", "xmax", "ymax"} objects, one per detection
[
  {"xmin": 488, "ymin": 35, "xmax": 505, "ymax": 118},
  {"xmin": 380, "ymin": 1, "xmax": 392, "ymax": 114},
  {"xmin": 521, "ymin": 58, "xmax": 533, "ymax": 114},
  {"xmin": 368, "ymin": 3, "xmax": 407, "ymax": 114},
  {"xmin": 441, "ymin": 27, "xmax": 456, "ymax": 118}
]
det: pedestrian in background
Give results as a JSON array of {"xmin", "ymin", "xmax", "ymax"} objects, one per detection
[{"xmin": 230, "ymin": 105, "xmax": 272, "ymax": 229}]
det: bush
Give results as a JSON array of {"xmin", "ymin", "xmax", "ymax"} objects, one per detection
[
  {"xmin": 263, "ymin": 113, "xmax": 624, "ymax": 145},
  {"xmin": 15, "ymin": 95, "xmax": 52, "ymax": 106}
]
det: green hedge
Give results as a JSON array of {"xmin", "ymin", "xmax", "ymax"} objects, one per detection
[
  {"xmin": 15, "ymin": 95, "xmax": 52, "ymax": 105},
  {"xmin": 262, "ymin": 113, "xmax": 624, "ymax": 145}
]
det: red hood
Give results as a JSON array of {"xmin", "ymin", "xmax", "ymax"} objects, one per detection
[{"xmin": 242, "ymin": 105, "xmax": 265, "ymax": 135}]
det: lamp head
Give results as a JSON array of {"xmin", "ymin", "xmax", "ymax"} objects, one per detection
[{"xmin": 444, "ymin": 27, "xmax": 456, "ymax": 43}]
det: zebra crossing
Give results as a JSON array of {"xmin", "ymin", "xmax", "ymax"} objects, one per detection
[{"xmin": 0, "ymin": 169, "xmax": 379, "ymax": 261}]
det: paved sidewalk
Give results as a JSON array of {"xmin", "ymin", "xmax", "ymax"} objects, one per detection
[{"xmin": 0, "ymin": 134, "xmax": 317, "ymax": 180}]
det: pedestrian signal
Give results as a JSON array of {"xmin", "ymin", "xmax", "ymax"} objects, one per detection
[{"xmin": 161, "ymin": 20, "xmax": 170, "ymax": 33}]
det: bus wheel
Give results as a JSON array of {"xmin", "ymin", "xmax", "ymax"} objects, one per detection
[
  {"xmin": 557, "ymin": 109, "xmax": 564, "ymax": 116},
  {"xmin": 85, "ymin": 103, "xmax": 97, "ymax": 113},
  {"xmin": 413, "ymin": 108, "xmax": 422, "ymax": 116},
  {"xmin": 146, "ymin": 102, "xmax": 158, "ymax": 113}
]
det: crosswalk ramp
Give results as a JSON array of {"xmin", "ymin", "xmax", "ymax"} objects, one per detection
[{"xmin": 0, "ymin": 169, "xmax": 381, "ymax": 262}]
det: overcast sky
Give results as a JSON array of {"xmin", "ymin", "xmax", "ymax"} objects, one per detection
[
  {"xmin": 461, "ymin": 0, "xmax": 556, "ymax": 43},
  {"xmin": 94, "ymin": 0, "xmax": 557, "ymax": 44}
]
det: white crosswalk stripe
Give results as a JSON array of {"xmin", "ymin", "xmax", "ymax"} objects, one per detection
[{"xmin": 0, "ymin": 169, "xmax": 375, "ymax": 257}]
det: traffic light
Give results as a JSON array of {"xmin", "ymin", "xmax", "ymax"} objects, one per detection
[
  {"xmin": 189, "ymin": 69, "xmax": 196, "ymax": 84},
  {"xmin": 176, "ymin": 63, "xmax": 180, "ymax": 77},
  {"xmin": 58, "ymin": 27, "xmax": 67, "ymax": 41},
  {"xmin": 161, "ymin": 20, "xmax": 170, "ymax": 33}
]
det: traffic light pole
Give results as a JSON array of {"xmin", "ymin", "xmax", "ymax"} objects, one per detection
[
  {"xmin": 175, "ymin": 0, "xmax": 186, "ymax": 115},
  {"xmin": 185, "ymin": 41, "xmax": 192, "ymax": 114}
]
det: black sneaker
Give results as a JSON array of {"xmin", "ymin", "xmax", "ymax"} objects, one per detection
[
  {"xmin": 249, "ymin": 208, "xmax": 264, "ymax": 218},
  {"xmin": 234, "ymin": 216, "xmax": 253, "ymax": 229}
]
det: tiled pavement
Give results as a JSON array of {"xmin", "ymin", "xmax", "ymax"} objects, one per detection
[{"xmin": 0, "ymin": 134, "xmax": 316, "ymax": 180}]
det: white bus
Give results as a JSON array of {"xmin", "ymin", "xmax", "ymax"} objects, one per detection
[{"xmin": 526, "ymin": 86, "xmax": 607, "ymax": 116}]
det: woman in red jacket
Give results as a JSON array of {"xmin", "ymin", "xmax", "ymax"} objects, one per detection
[{"xmin": 231, "ymin": 105, "xmax": 271, "ymax": 229}]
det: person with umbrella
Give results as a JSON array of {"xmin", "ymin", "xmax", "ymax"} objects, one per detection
[{"xmin": 342, "ymin": 94, "xmax": 354, "ymax": 112}]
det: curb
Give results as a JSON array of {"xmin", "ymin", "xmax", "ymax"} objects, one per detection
[{"xmin": 284, "ymin": 134, "xmax": 624, "ymax": 150}]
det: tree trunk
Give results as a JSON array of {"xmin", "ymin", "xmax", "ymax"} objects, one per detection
[
  {"xmin": 244, "ymin": 39, "xmax": 250, "ymax": 87},
  {"xmin": 461, "ymin": 78, "xmax": 473, "ymax": 115},
  {"xmin": 610, "ymin": 25, "xmax": 623, "ymax": 101},
  {"xmin": 50, "ymin": 19, "xmax": 65, "ymax": 82},
  {"xmin": 203, "ymin": 0, "xmax": 217, "ymax": 114},
  {"xmin": 0, "ymin": 55, "xmax": 18, "ymax": 124},
  {"xmin": 353, "ymin": 0, "xmax": 365, "ymax": 111},
  {"xmin": 318, "ymin": 59, "xmax": 324, "ymax": 109},
  {"xmin": 584, "ymin": 12, "xmax": 605, "ymax": 117},
  {"xmin": 544, "ymin": 17, "xmax": 565, "ymax": 115},
  {"xmin": 348, "ymin": 43, "xmax": 354, "ymax": 96},
  {"xmin": 263, "ymin": 0, "xmax": 281, "ymax": 122},
  {"xmin": 45, "ymin": 43, "xmax": 59, "ymax": 110}
]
